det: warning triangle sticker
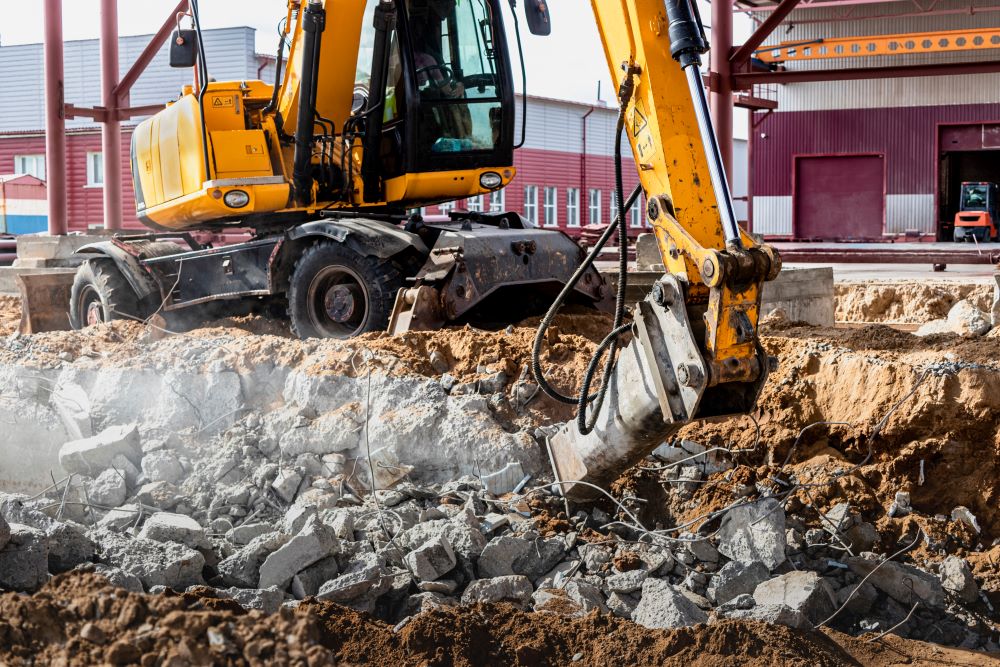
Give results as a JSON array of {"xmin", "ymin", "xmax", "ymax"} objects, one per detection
[
  {"xmin": 632, "ymin": 104, "xmax": 648, "ymax": 137},
  {"xmin": 213, "ymin": 98, "xmax": 223, "ymax": 107}
]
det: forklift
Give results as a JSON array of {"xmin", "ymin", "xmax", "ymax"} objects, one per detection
[{"xmin": 954, "ymin": 182, "xmax": 999, "ymax": 242}]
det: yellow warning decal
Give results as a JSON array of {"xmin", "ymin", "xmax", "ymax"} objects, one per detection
[{"xmin": 211, "ymin": 96, "xmax": 235, "ymax": 108}]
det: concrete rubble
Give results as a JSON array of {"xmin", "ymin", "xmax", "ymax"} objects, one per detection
[{"xmin": 0, "ymin": 304, "xmax": 998, "ymax": 655}]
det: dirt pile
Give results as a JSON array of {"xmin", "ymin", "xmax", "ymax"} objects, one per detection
[
  {"xmin": 836, "ymin": 281, "xmax": 993, "ymax": 323},
  {"xmin": 1, "ymin": 572, "xmax": 993, "ymax": 667}
]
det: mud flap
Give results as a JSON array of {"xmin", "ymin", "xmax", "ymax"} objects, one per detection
[{"xmin": 17, "ymin": 271, "xmax": 76, "ymax": 334}]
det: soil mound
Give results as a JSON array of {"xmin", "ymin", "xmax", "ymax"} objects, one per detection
[
  {"xmin": 1, "ymin": 572, "xmax": 992, "ymax": 666},
  {"xmin": 836, "ymin": 282, "xmax": 993, "ymax": 324}
]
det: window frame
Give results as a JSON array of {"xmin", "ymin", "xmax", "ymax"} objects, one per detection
[
  {"xmin": 543, "ymin": 186, "xmax": 558, "ymax": 228},
  {"xmin": 588, "ymin": 189, "xmax": 601, "ymax": 226},
  {"xmin": 488, "ymin": 189, "xmax": 505, "ymax": 213},
  {"xmin": 524, "ymin": 185, "xmax": 538, "ymax": 225},
  {"xmin": 566, "ymin": 188, "xmax": 580, "ymax": 228},
  {"xmin": 13, "ymin": 154, "xmax": 45, "ymax": 180},
  {"xmin": 86, "ymin": 152, "xmax": 104, "ymax": 188}
]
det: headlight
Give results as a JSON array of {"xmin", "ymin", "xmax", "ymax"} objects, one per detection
[
  {"xmin": 223, "ymin": 190, "xmax": 250, "ymax": 208},
  {"xmin": 479, "ymin": 172, "xmax": 503, "ymax": 190}
]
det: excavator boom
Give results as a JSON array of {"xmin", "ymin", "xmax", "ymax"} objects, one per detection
[{"xmin": 540, "ymin": 0, "xmax": 781, "ymax": 499}]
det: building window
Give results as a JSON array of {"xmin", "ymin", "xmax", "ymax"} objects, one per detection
[
  {"xmin": 543, "ymin": 187, "xmax": 558, "ymax": 227},
  {"xmin": 13, "ymin": 155, "xmax": 45, "ymax": 180},
  {"xmin": 488, "ymin": 189, "xmax": 505, "ymax": 213},
  {"xmin": 566, "ymin": 188, "xmax": 580, "ymax": 228},
  {"xmin": 524, "ymin": 185, "xmax": 538, "ymax": 225},
  {"xmin": 86, "ymin": 152, "xmax": 104, "ymax": 187},
  {"xmin": 631, "ymin": 196, "xmax": 644, "ymax": 228},
  {"xmin": 610, "ymin": 191, "xmax": 619, "ymax": 224},
  {"xmin": 467, "ymin": 195, "xmax": 483, "ymax": 212},
  {"xmin": 588, "ymin": 189, "xmax": 601, "ymax": 225},
  {"xmin": 439, "ymin": 200, "xmax": 455, "ymax": 214}
]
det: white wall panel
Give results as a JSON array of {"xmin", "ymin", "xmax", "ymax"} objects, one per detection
[
  {"xmin": 886, "ymin": 194, "xmax": 935, "ymax": 234},
  {"xmin": 752, "ymin": 196, "xmax": 793, "ymax": 236}
]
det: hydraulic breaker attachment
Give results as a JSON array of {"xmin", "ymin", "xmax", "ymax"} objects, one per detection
[
  {"xmin": 547, "ymin": 274, "xmax": 771, "ymax": 501},
  {"xmin": 17, "ymin": 271, "xmax": 76, "ymax": 334}
]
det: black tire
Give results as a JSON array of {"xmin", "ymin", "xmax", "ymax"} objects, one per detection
[
  {"xmin": 287, "ymin": 242, "xmax": 403, "ymax": 339},
  {"xmin": 69, "ymin": 258, "xmax": 145, "ymax": 329}
]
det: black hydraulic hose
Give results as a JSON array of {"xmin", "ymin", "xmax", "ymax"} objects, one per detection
[
  {"xmin": 262, "ymin": 29, "xmax": 287, "ymax": 115},
  {"xmin": 576, "ymin": 108, "xmax": 630, "ymax": 435},
  {"xmin": 530, "ymin": 179, "xmax": 641, "ymax": 405}
]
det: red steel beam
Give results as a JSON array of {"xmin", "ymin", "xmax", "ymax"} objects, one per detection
[
  {"xmin": 111, "ymin": 0, "xmax": 189, "ymax": 105},
  {"xmin": 711, "ymin": 0, "xmax": 734, "ymax": 179},
  {"xmin": 733, "ymin": 59, "xmax": 1000, "ymax": 85},
  {"xmin": 731, "ymin": 0, "xmax": 803, "ymax": 66},
  {"xmin": 43, "ymin": 0, "xmax": 67, "ymax": 236},
  {"xmin": 101, "ymin": 0, "xmax": 123, "ymax": 231}
]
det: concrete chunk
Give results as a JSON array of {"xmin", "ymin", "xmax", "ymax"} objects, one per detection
[
  {"xmin": 724, "ymin": 603, "xmax": 811, "ymax": 629},
  {"xmin": 404, "ymin": 533, "xmax": 457, "ymax": 582},
  {"xmin": 716, "ymin": 498, "xmax": 786, "ymax": 571},
  {"xmin": 462, "ymin": 575, "xmax": 533, "ymax": 606},
  {"xmin": 217, "ymin": 532, "xmax": 287, "ymax": 588},
  {"xmin": 0, "ymin": 514, "xmax": 9, "ymax": 550},
  {"xmin": 939, "ymin": 556, "xmax": 978, "ymax": 604},
  {"xmin": 317, "ymin": 561, "xmax": 390, "ymax": 602},
  {"xmin": 88, "ymin": 469, "xmax": 127, "ymax": 508},
  {"xmin": 753, "ymin": 571, "xmax": 837, "ymax": 625},
  {"xmin": 632, "ymin": 578, "xmax": 708, "ymax": 629},
  {"xmin": 221, "ymin": 587, "xmax": 284, "ymax": 614},
  {"xmin": 606, "ymin": 568, "xmax": 648, "ymax": 594},
  {"xmin": 847, "ymin": 555, "xmax": 945, "ymax": 610},
  {"xmin": 94, "ymin": 529, "xmax": 204, "ymax": 590},
  {"xmin": 138, "ymin": 512, "xmax": 209, "ymax": 550},
  {"xmin": 707, "ymin": 561, "xmax": 770, "ymax": 605},
  {"xmin": 0, "ymin": 524, "xmax": 49, "ymax": 591},
  {"xmin": 59, "ymin": 424, "xmax": 141, "ymax": 475},
  {"xmin": 258, "ymin": 516, "xmax": 339, "ymax": 590},
  {"xmin": 141, "ymin": 450, "xmax": 185, "ymax": 485}
]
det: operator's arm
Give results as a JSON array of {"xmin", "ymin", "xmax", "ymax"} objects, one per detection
[{"xmin": 542, "ymin": 0, "xmax": 781, "ymax": 499}]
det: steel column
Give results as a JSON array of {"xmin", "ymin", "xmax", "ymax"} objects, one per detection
[
  {"xmin": 710, "ymin": 0, "xmax": 734, "ymax": 180},
  {"xmin": 43, "ymin": 0, "xmax": 67, "ymax": 236},
  {"xmin": 100, "ymin": 0, "xmax": 122, "ymax": 231}
]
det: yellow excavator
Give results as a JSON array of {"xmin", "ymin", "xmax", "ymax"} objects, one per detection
[{"xmin": 62, "ymin": 0, "xmax": 780, "ymax": 497}]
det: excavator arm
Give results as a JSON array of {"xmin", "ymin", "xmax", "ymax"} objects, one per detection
[{"xmin": 541, "ymin": 0, "xmax": 781, "ymax": 499}]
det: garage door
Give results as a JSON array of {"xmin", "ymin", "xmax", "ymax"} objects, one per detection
[{"xmin": 793, "ymin": 155, "xmax": 885, "ymax": 240}]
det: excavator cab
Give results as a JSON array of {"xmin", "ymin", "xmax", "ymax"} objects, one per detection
[{"xmin": 954, "ymin": 182, "xmax": 999, "ymax": 242}]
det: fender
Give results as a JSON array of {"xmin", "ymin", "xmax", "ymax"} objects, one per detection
[
  {"xmin": 287, "ymin": 219, "xmax": 429, "ymax": 260},
  {"xmin": 75, "ymin": 241, "xmax": 160, "ymax": 301}
]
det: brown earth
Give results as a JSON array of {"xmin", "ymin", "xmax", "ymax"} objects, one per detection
[
  {"xmin": 1, "ymin": 571, "xmax": 995, "ymax": 667},
  {"xmin": 836, "ymin": 281, "xmax": 994, "ymax": 324},
  {"xmin": 0, "ymin": 294, "xmax": 20, "ymax": 336}
]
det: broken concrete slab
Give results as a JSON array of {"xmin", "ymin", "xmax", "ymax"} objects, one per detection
[
  {"xmin": 707, "ymin": 560, "xmax": 769, "ymax": 605},
  {"xmin": 59, "ymin": 424, "xmax": 141, "ymax": 475},
  {"xmin": 46, "ymin": 521, "xmax": 96, "ymax": 573},
  {"xmin": 939, "ymin": 556, "xmax": 978, "ymax": 604},
  {"xmin": 221, "ymin": 586, "xmax": 284, "ymax": 614},
  {"xmin": 138, "ymin": 512, "xmax": 210, "ymax": 550},
  {"xmin": 753, "ymin": 571, "xmax": 837, "ymax": 626},
  {"xmin": 462, "ymin": 575, "xmax": 533, "ymax": 606},
  {"xmin": 217, "ymin": 532, "xmax": 288, "ymax": 589},
  {"xmin": 317, "ymin": 560, "xmax": 391, "ymax": 603},
  {"xmin": 258, "ymin": 516, "xmax": 339, "ymax": 590},
  {"xmin": 0, "ymin": 514, "xmax": 9, "ymax": 550},
  {"xmin": 88, "ymin": 468, "xmax": 127, "ymax": 508},
  {"xmin": 723, "ymin": 603, "xmax": 811, "ymax": 630},
  {"xmin": 291, "ymin": 555, "xmax": 340, "ymax": 599},
  {"xmin": 716, "ymin": 498, "xmax": 786, "ymax": 571},
  {"xmin": 141, "ymin": 450, "xmax": 185, "ymax": 485},
  {"xmin": 632, "ymin": 578, "xmax": 709, "ymax": 629},
  {"xmin": 404, "ymin": 533, "xmax": 457, "ymax": 582},
  {"xmin": 0, "ymin": 523, "xmax": 49, "ymax": 591},
  {"xmin": 847, "ymin": 555, "xmax": 945, "ymax": 610},
  {"xmin": 92, "ymin": 529, "xmax": 204, "ymax": 590}
]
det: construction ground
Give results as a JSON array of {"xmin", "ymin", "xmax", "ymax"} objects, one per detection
[{"xmin": 2, "ymin": 266, "xmax": 1000, "ymax": 665}]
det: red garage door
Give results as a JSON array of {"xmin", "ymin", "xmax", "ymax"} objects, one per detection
[{"xmin": 793, "ymin": 154, "xmax": 885, "ymax": 240}]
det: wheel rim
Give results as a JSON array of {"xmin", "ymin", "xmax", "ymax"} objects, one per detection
[
  {"xmin": 77, "ymin": 285, "xmax": 105, "ymax": 328},
  {"xmin": 306, "ymin": 266, "xmax": 370, "ymax": 338}
]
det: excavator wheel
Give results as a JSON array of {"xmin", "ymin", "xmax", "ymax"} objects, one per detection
[
  {"xmin": 69, "ymin": 258, "xmax": 146, "ymax": 329},
  {"xmin": 287, "ymin": 241, "xmax": 403, "ymax": 339}
]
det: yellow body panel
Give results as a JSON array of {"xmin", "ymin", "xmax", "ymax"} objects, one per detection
[
  {"xmin": 383, "ymin": 169, "xmax": 516, "ymax": 209},
  {"xmin": 210, "ymin": 131, "xmax": 274, "ymax": 180},
  {"xmin": 141, "ymin": 183, "xmax": 291, "ymax": 231}
]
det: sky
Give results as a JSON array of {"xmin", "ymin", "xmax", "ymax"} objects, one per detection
[{"xmin": 0, "ymin": 0, "xmax": 752, "ymax": 134}]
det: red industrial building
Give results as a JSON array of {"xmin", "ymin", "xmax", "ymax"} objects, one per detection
[{"xmin": 734, "ymin": 0, "xmax": 1000, "ymax": 242}]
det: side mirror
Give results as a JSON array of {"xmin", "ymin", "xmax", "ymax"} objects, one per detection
[
  {"xmin": 523, "ymin": 0, "xmax": 551, "ymax": 36},
  {"xmin": 170, "ymin": 30, "xmax": 199, "ymax": 68}
]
